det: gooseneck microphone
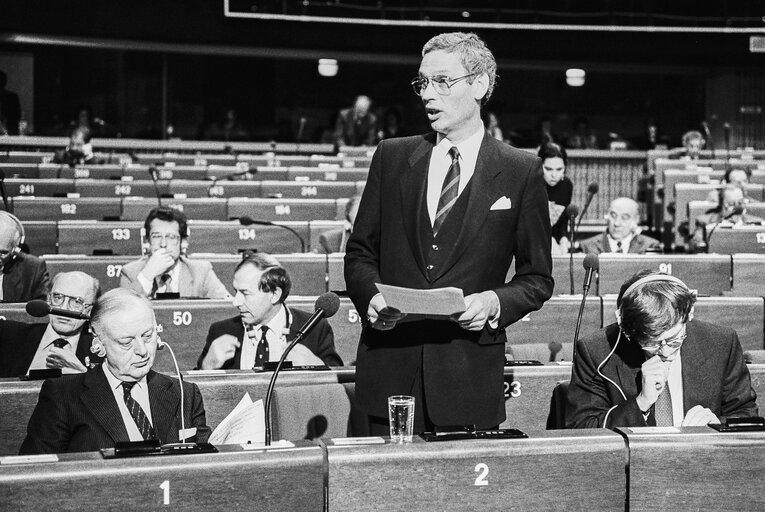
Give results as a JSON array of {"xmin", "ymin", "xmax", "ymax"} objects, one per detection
[
  {"xmin": 573, "ymin": 254, "xmax": 599, "ymax": 362},
  {"xmin": 565, "ymin": 204, "xmax": 580, "ymax": 295},
  {"xmin": 238, "ymin": 215, "xmax": 306, "ymax": 253},
  {"xmin": 701, "ymin": 121, "xmax": 715, "ymax": 155},
  {"xmin": 264, "ymin": 292, "xmax": 340, "ymax": 446},
  {"xmin": 575, "ymin": 182, "xmax": 599, "ymax": 234},
  {"xmin": 705, "ymin": 205, "xmax": 745, "ymax": 251},
  {"xmin": 147, "ymin": 166, "xmax": 163, "ymax": 207},
  {"xmin": 26, "ymin": 300, "xmax": 91, "ymax": 320}
]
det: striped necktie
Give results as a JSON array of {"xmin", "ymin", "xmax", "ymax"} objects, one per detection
[
  {"xmin": 121, "ymin": 381, "xmax": 157, "ymax": 441},
  {"xmin": 52, "ymin": 338, "xmax": 69, "ymax": 349},
  {"xmin": 433, "ymin": 146, "xmax": 461, "ymax": 237}
]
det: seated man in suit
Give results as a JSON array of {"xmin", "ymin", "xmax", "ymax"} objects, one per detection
[
  {"xmin": 20, "ymin": 288, "xmax": 210, "ymax": 454},
  {"xmin": 197, "ymin": 252, "xmax": 342, "ymax": 369},
  {"xmin": 0, "ymin": 211, "xmax": 50, "ymax": 302},
  {"xmin": 579, "ymin": 197, "xmax": 661, "ymax": 254},
  {"xmin": 318, "ymin": 194, "xmax": 361, "ymax": 253},
  {"xmin": 120, "ymin": 206, "xmax": 230, "ymax": 299},
  {"xmin": 688, "ymin": 185, "xmax": 765, "ymax": 253},
  {"xmin": 0, "ymin": 271, "xmax": 101, "ymax": 377},
  {"xmin": 566, "ymin": 271, "xmax": 757, "ymax": 429}
]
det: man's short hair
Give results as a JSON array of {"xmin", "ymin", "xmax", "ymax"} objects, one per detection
[
  {"xmin": 682, "ymin": 130, "xmax": 704, "ymax": 147},
  {"xmin": 724, "ymin": 167, "xmax": 751, "ymax": 183},
  {"xmin": 422, "ymin": 32, "xmax": 497, "ymax": 103},
  {"xmin": 537, "ymin": 142, "xmax": 568, "ymax": 167},
  {"xmin": 144, "ymin": 206, "xmax": 189, "ymax": 239},
  {"xmin": 236, "ymin": 252, "xmax": 291, "ymax": 303},
  {"xmin": 616, "ymin": 270, "xmax": 696, "ymax": 344},
  {"xmin": 71, "ymin": 126, "xmax": 92, "ymax": 144},
  {"xmin": 51, "ymin": 271, "xmax": 101, "ymax": 301},
  {"xmin": 91, "ymin": 288, "xmax": 154, "ymax": 333}
]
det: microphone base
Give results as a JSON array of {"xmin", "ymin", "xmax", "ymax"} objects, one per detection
[
  {"xmin": 160, "ymin": 442, "xmax": 218, "ymax": 455},
  {"xmin": 102, "ymin": 441, "xmax": 217, "ymax": 459},
  {"xmin": 420, "ymin": 428, "xmax": 527, "ymax": 442}
]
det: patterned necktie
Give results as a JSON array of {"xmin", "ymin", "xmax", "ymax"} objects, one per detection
[
  {"xmin": 253, "ymin": 326, "xmax": 270, "ymax": 368},
  {"xmin": 433, "ymin": 146, "xmax": 461, "ymax": 237},
  {"xmin": 121, "ymin": 381, "xmax": 157, "ymax": 441},
  {"xmin": 151, "ymin": 273, "xmax": 172, "ymax": 296},
  {"xmin": 654, "ymin": 385, "xmax": 673, "ymax": 427},
  {"xmin": 616, "ymin": 240, "xmax": 622, "ymax": 253},
  {"xmin": 52, "ymin": 338, "xmax": 69, "ymax": 349}
]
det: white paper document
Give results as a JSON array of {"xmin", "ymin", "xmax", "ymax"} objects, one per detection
[
  {"xmin": 208, "ymin": 392, "xmax": 265, "ymax": 445},
  {"xmin": 375, "ymin": 283, "xmax": 465, "ymax": 317}
]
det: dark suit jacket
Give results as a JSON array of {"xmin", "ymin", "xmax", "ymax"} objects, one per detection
[
  {"xmin": 344, "ymin": 133, "xmax": 554, "ymax": 427},
  {"xmin": 196, "ymin": 307, "xmax": 343, "ymax": 369},
  {"xmin": 0, "ymin": 320, "xmax": 96, "ymax": 378},
  {"xmin": 579, "ymin": 232, "xmax": 661, "ymax": 255},
  {"xmin": 20, "ymin": 368, "xmax": 210, "ymax": 454},
  {"xmin": 333, "ymin": 108, "xmax": 378, "ymax": 147},
  {"xmin": 566, "ymin": 321, "xmax": 758, "ymax": 428},
  {"xmin": 1, "ymin": 252, "xmax": 50, "ymax": 303}
]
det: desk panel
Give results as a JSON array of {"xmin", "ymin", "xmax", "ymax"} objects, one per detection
[
  {"xmin": 123, "ymin": 164, "xmax": 207, "ymax": 181},
  {"xmin": 12, "ymin": 197, "xmax": 121, "ymax": 221},
  {"xmin": 0, "ymin": 444, "xmax": 324, "ymax": 512},
  {"xmin": 602, "ymin": 296, "xmax": 764, "ymax": 351},
  {"xmin": 286, "ymin": 167, "xmax": 368, "ymax": 182},
  {"xmin": 0, "ymin": 163, "xmax": 39, "ymax": 178},
  {"xmin": 57, "ymin": 221, "xmax": 142, "ymax": 255},
  {"xmin": 731, "ymin": 254, "xmax": 765, "ymax": 295},
  {"xmin": 22, "ymin": 221, "xmax": 58, "ymax": 255},
  {"xmin": 43, "ymin": 255, "xmax": 130, "ymax": 292},
  {"xmin": 617, "ymin": 427, "xmax": 765, "ymax": 512},
  {"xmin": 327, "ymin": 430, "xmax": 626, "ymax": 512},
  {"xmin": 38, "ymin": 164, "xmax": 124, "ymax": 180},
  {"xmin": 708, "ymin": 225, "xmax": 765, "ymax": 254},
  {"xmin": 228, "ymin": 198, "xmax": 342, "ymax": 221},
  {"xmin": 4, "ymin": 178, "xmax": 75, "ymax": 197},
  {"xmin": 597, "ymin": 254, "xmax": 731, "ymax": 296},
  {"xmin": 75, "ymin": 178, "xmax": 171, "ymax": 198},
  {"xmin": 171, "ymin": 179, "xmax": 261, "ymax": 199},
  {"xmin": 1, "ymin": 153, "xmax": 52, "ymax": 165},
  {"xmin": 121, "ymin": 197, "xmax": 228, "ymax": 221},
  {"xmin": 189, "ymin": 221, "xmax": 307, "ymax": 253},
  {"xmin": 550, "ymin": 254, "xmax": 588, "ymax": 295},
  {"xmin": 259, "ymin": 180, "xmax": 359, "ymax": 200}
]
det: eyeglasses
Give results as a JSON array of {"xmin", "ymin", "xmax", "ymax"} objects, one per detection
[
  {"xmin": 411, "ymin": 73, "xmax": 475, "ymax": 96},
  {"xmin": 638, "ymin": 326, "xmax": 687, "ymax": 354},
  {"xmin": 50, "ymin": 292, "xmax": 93, "ymax": 312},
  {"xmin": 149, "ymin": 232, "xmax": 181, "ymax": 244}
]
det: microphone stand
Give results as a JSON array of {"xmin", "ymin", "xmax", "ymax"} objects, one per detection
[
  {"xmin": 568, "ymin": 215, "xmax": 576, "ymax": 295},
  {"xmin": 263, "ymin": 331, "xmax": 309, "ymax": 446}
]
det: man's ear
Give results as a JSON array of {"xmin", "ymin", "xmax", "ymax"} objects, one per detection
[
  {"xmin": 270, "ymin": 287, "xmax": 283, "ymax": 305},
  {"xmin": 472, "ymin": 73, "xmax": 489, "ymax": 102}
]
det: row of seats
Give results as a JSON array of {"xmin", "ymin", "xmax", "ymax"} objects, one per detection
[
  {"xmin": 0, "ymin": 163, "xmax": 370, "ymax": 182},
  {"xmin": 4, "ymin": 294, "xmax": 764, "ymax": 373},
  {"xmin": 2, "ymin": 178, "xmax": 364, "ymax": 200}
]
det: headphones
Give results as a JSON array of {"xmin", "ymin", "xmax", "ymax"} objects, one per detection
[
  {"xmin": 601, "ymin": 273, "xmax": 692, "ymax": 428},
  {"xmin": 0, "ymin": 211, "xmax": 25, "ymax": 264}
]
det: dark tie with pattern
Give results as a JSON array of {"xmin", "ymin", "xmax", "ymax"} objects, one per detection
[
  {"xmin": 121, "ymin": 381, "xmax": 157, "ymax": 440},
  {"xmin": 654, "ymin": 385, "xmax": 673, "ymax": 427},
  {"xmin": 52, "ymin": 338, "xmax": 69, "ymax": 349},
  {"xmin": 616, "ymin": 241, "xmax": 622, "ymax": 253},
  {"xmin": 433, "ymin": 146, "xmax": 461, "ymax": 237},
  {"xmin": 253, "ymin": 326, "xmax": 270, "ymax": 368}
]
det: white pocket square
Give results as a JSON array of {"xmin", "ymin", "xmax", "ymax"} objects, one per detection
[{"xmin": 490, "ymin": 196, "xmax": 512, "ymax": 210}]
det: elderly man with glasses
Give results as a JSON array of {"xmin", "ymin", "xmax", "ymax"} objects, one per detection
[
  {"xmin": 20, "ymin": 288, "xmax": 210, "ymax": 454},
  {"xmin": 120, "ymin": 206, "xmax": 229, "ymax": 299},
  {"xmin": 345, "ymin": 32, "xmax": 553, "ymax": 434},
  {"xmin": 566, "ymin": 270, "xmax": 758, "ymax": 429},
  {"xmin": 0, "ymin": 271, "xmax": 101, "ymax": 377}
]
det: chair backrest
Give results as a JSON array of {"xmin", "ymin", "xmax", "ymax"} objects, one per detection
[
  {"xmin": 744, "ymin": 350, "xmax": 765, "ymax": 364},
  {"xmin": 271, "ymin": 382, "xmax": 352, "ymax": 441},
  {"xmin": 546, "ymin": 380, "xmax": 570, "ymax": 429}
]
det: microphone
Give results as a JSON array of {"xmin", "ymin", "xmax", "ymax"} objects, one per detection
[
  {"xmin": 565, "ymin": 204, "xmax": 580, "ymax": 295},
  {"xmin": 706, "ymin": 205, "xmax": 745, "ymax": 250},
  {"xmin": 26, "ymin": 300, "xmax": 91, "ymax": 320},
  {"xmin": 264, "ymin": 292, "xmax": 340, "ymax": 446},
  {"xmin": 548, "ymin": 341, "xmax": 563, "ymax": 362},
  {"xmin": 701, "ymin": 121, "xmax": 715, "ymax": 154},
  {"xmin": 148, "ymin": 166, "xmax": 162, "ymax": 207},
  {"xmin": 296, "ymin": 117, "xmax": 307, "ymax": 142},
  {"xmin": 573, "ymin": 254, "xmax": 599, "ymax": 362},
  {"xmin": 577, "ymin": 182, "xmax": 599, "ymax": 228},
  {"xmin": 723, "ymin": 122, "xmax": 732, "ymax": 171},
  {"xmin": 238, "ymin": 215, "xmax": 306, "ymax": 253},
  {"xmin": 0, "ymin": 169, "xmax": 10, "ymax": 213}
]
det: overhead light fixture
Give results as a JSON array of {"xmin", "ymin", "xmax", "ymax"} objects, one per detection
[
  {"xmin": 318, "ymin": 58, "xmax": 338, "ymax": 77},
  {"xmin": 566, "ymin": 68, "xmax": 585, "ymax": 87}
]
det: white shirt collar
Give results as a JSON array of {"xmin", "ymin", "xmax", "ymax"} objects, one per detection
[
  {"xmin": 102, "ymin": 361, "xmax": 148, "ymax": 391},
  {"xmin": 434, "ymin": 123, "xmax": 485, "ymax": 162}
]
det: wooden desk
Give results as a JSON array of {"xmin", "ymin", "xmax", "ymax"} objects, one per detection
[
  {"xmin": 551, "ymin": 254, "xmax": 587, "ymax": 296},
  {"xmin": 597, "ymin": 254, "xmax": 731, "ymax": 296},
  {"xmin": 616, "ymin": 427, "xmax": 765, "ymax": 512},
  {"xmin": 731, "ymin": 254, "xmax": 765, "ymax": 295},
  {"xmin": 22, "ymin": 221, "xmax": 58, "ymax": 256},
  {"xmin": 171, "ymin": 179, "xmax": 261, "ymax": 199},
  {"xmin": 121, "ymin": 197, "xmax": 229, "ymax": 221},
  {"xmin": 4, "ymin": 178, "xmax": 75, "ymax": 197},
  {"xmin": 326, "ymin": 430, "xmax": 626, "ymax": 511},
  {"xmin": 227, "ymin": 198, "xmax": 343, "ymax": 222},
  {"xmin": 286, "ymin": 167, "xmax": 368, "ymax": 182},
  {"xmin": 259, "ymin": 180, "xmax": 360, "ymax": 200},
  {"xmin": 75, "ymin": 178, "xmax": 171, "ymax": 198},
  {"xmin": 0, "ymin": 443, "xmax": 324, "ymax": 511},
  {"xmin": 708, "ymin": 225, "xmax": 765, "ymax": 254}
]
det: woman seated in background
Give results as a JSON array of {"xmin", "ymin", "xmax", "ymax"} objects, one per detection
[
  {"xmin": 704, "ymin": 167, "xmax": 759, "ymax": 204},
  {"xmin": 538, "ymin": 142, "xmax": 574, "ymax": 255}
]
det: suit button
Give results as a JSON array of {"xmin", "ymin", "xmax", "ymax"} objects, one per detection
[
  {"xmin": 426, "ymin": 264, "xmax": 434, "ymax": 270},
  {"xmin": 431, "ymin": 244, "xmax": 439, "ymax": 251}
]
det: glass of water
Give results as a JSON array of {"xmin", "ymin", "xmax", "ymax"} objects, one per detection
[{"xmin": 388, "ymin": 395, "xmax": 415, "ymax": 443}]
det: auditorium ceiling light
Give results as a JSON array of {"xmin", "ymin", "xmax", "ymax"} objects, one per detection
[
  {"xmin": 318, "ymin": 58, "xmax": 338, "ymax": 77},
  {"xmin": 566, "ymin": 68, "xmax": 586, "ymax": 87}
]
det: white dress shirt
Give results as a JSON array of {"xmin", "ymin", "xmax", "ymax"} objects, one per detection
[
  {"xmin": 426, "ymin": 125, "xmax": 485, "ymax": 226},
  {"xmin": 103, "ymin": 364, "xmax": 153, "ymax": 442},
  {"xmin": 137, "ymin": 262, "xmax": 181, "ymax": 295},
  {"xmin": 27, "ymin": 324, "xmax": 81, "ymax": 374},
  {"xmin": 608, "ymin": 233, "xmax": 634, "ymax": 254},
  {"xmin": 239, "ymin": 306, "xmax": 291, "ymax": 369}
]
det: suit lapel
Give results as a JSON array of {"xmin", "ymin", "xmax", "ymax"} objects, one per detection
[
  {"xmin": 80, "ymin": 368, "xmax": 129, "ymax": 444},
  {"xmin": 147, "ymin": 371, "xmax": 179, "ymax": 444},
  {"xmin": 401, "ymin": 134, "xmax": 435, "ymax": 279},
  {"xmin": 177, "ymin": 260, "xmax": 193, "ymax": 297},
  {"xmin": 231, "ymin": 320, "xmax": 246, "ymax": 368},
  {"xmin": 2, "ymin": 264, "xmax": 22, "ymax": 300},
  {"xmin": 601, "ymin": 233, "xmax": 611, "ymax": 253},
  {"xmin": 433, "ymin": 134, "xmax": 500, "ymax": 281}
]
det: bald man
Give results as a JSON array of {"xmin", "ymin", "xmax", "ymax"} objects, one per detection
[
  {"xmin": 333, "ymin": 95, "xmax": 378, "ymax": 147},
  {"xmin": 0, "ymin": 271, "xmax": 100, "ymax": 377},
  {"xmin": 579, "ymin": 197, "xmax": 661, "ymax": 254},
  {"xmin": 0, "ymin": 212, "xmax": 50, "ymax": 302}
]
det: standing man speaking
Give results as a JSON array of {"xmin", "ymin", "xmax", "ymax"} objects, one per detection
[{"xmin": 345, "ymin": 32, "xmax": 553, "ymax": 433}]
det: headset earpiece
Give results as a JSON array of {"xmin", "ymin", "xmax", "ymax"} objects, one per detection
[
  {"xmin": 180, "ymin": 238, "xmax": 189, "ymax": 256},
  {"xmin": 614, "ymin": 309, "xmax": 622, "ymax": 326}
]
